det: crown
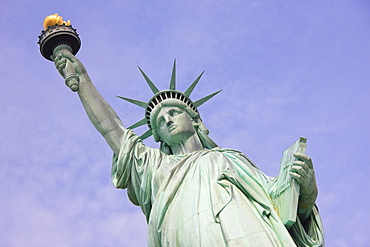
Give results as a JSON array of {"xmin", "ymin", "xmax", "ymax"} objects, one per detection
[{"xmin": 117, "ymin": 60, "xmax": 221, "ymax": 141}]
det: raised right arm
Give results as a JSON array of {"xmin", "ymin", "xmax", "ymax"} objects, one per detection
[{"xmin": 54, "ymin": 50, "xmax": 124, "ymax": 155}]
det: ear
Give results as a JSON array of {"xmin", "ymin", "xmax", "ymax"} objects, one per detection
[{"xmin": 192, "ymin": 117, "xmax": 200, "ymax": 128}]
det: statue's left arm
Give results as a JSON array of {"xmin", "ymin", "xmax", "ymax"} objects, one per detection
[{"xmin": 290, "ymin": 153, "xmax": 318, "ymax": 223}]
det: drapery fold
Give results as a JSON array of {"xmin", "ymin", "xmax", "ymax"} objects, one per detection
[{"xmin": 111, "ymin": 131, "xmax": 324, "ymax": 246}]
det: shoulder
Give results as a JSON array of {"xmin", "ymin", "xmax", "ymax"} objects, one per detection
[{"xmin": 210, "ymin": 147, "xmax": 259, "ymax": 169}]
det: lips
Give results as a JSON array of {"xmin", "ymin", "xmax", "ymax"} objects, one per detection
[{"xmin": 169, "ymin": 125, "xmax": 177, "ymax": 132}]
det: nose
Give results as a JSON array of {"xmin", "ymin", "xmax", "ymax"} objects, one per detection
[
  {"xmin": 166, "ymin": 120, "xmax": 174, "ymax": 127},
  {"xmin": 164, "ymin": 115, "xmax": 174, "ymax": 126}
]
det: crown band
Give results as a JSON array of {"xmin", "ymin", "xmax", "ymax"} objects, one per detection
[{"xmin": 145, "ymin": 90, "xmax": 199, "ymax": 130}]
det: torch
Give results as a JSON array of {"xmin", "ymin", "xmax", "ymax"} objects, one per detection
[{"xmin": 38, "ymin": 14, "xmax": 81, "ymax": 92}]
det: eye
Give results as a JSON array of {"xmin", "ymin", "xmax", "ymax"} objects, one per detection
[
  {"xmin": 157, "ymin": 117, "xmax": 165, "ymax": 127},
  {"xmin": 169, "ymin": 109, "xmax": 181, "ymax": 117}
]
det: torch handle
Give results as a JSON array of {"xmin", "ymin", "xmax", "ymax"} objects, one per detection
[
  {"xmin": 63, "ymin": 59, "xmax": 79, "ymax": 92},
  {"xmin": 53, "ymin": 46, "xmax": 80, "ymax": 92}
]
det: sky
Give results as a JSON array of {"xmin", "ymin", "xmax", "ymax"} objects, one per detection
[{"xmin": 0, "ymin": 0, "xmax": 369, "ymax": 246}]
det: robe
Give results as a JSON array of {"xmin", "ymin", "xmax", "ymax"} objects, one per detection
[{"xmin": 112, "ymin": 130, "xmax": 324, "ymax": 247}]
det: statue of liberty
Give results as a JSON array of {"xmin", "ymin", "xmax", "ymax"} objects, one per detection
[{"xmin": 53, "ymin": 49, "xmax": 324, "ymax": 246}]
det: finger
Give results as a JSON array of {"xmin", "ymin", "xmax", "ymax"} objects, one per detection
[
  {"xmin": 292, "ymin": 160, "xmax": 310, "ymax": 173},
  {"xmin": 289, "ymin": 172, "xmax": 304, "ymax": 185},
  {"xmin": 55, "ymin": 59, "xmax": 67, "ymax": 69},
  {"xmin": 293, "ymin": 153, "xmax": 310, "ymax": 161},
  {"xmin": 293, "ymin": 153, "xmax": 313, "ymax": 168},
  {"xmin": 55, "ymin": 56, "xmax": 65, "ymax": 67},
  {"xmin": 53, "ymin": 54, "xmax": 61, "ymax": 62},
  {"xmin": 58, "ymin": 63, "xmax": 66, "ymax": 75},
  {"xmin": 52, "ymin": 54, "xmax": 65, "ymax": 65},
  {"xmin": 290, "ymin": 164, "xmax": 308, "ymax": 178},
  {"xmin": 55, "ymin": 59, "xmax": 66, "ymax": 74},
  {"xmin": 59, "ymin": 49, "xmax": 80, "ymax": 63}
]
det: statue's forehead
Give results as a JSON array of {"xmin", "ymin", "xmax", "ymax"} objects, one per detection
[{"xmin": 156, "ymin": 106, "xmax": 185, "ymax": 119}]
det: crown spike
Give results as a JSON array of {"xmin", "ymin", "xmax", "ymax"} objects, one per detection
[
  {"xmin": 127, "ymin": 118, "xmax": 147, "ymax": 129},
  {"xmin": 118, "ymin": 61, "xmax": 221, "ymax": 143},
  {"xmin": 116, "ymin": 96, "xmax": 148, "ymax": 108},
  {"xmin": 140, "ymin": 129, "xmax": 153, "ymax": 140},
  {"xmin": 169, "ymin": 59, "xmax": 176, "ymax": 90},
  {"xmin": 138, "ymin": 66, "xmax": 160, "ymax": 94},
  {"xmin": 184, "ymin": 71, "xmax": 204, "ymax": 97},
  {"xmin": 194, "ymin": 90, "xmax": 222, "ymax": 107}
]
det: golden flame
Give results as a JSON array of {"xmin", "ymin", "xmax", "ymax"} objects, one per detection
[{"xmin": 43, "ymin": 13, "xmax": 71, "ymax": 30}]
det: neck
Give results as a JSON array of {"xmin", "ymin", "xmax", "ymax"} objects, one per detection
[{"xmin": 170, "ymin": 133, "xmax": 203, "ymax": 155}]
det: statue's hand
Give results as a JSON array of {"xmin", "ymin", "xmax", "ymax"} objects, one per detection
[
  {"xmin": 290, "ymin": 153, "xmax": 318, "ymax": 210},
  {"xmin": 54, "ymin": 49, "xmax": 87, "ymax": 78}
]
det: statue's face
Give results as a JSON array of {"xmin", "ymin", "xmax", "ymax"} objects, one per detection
[{"xmin": 156, "ymin": 106, "xmax": 196, "ymax": 146}]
